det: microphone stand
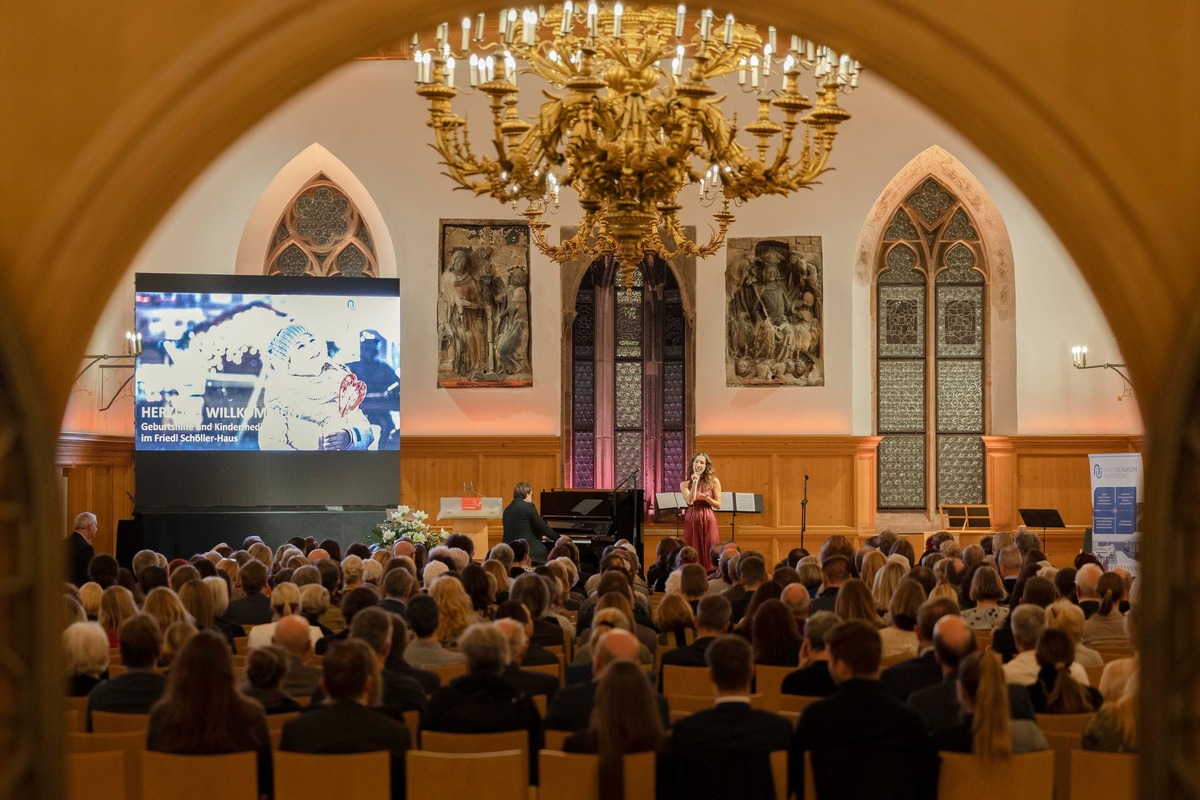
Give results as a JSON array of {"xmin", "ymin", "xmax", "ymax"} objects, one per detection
[{"xmin": 801, "ymin": 474, "xmax": 809, "ymax": 551}]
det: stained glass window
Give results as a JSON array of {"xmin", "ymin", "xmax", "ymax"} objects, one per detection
[
  {"xmin": 264, "ymin": 174, "xmax": 378, "ymax": 277},
  {"xmin": 876, "ymin": 179, "xmax": 988, "ymax": 510}
]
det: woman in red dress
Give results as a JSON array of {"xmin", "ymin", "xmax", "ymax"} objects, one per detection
[{"xmin": 680, "ymin": 452, "xmax": 721, "ymax": 571}]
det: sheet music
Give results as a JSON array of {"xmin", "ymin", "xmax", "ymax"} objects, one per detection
[
  {"xmin": 735, "ymin": 492, "xmax": 756, "ymax": 512},
  {"xmin": 720, "ymin": 491, "xmax": 735, "ymax": 509},
  {"xmin": 654, "ymin": 492, "xmax": 686, "ymax": 510}
]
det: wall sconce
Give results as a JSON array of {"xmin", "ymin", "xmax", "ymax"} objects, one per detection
[
  {"xmin": 1070, "ymin": 345, "xmax": 1134, "ymax": 401},
  {"xmin": 75, "ymin": 331, "xmax": 141, "ymax": 411}
]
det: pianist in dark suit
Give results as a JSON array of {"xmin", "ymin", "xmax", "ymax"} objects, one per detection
[{"xmin": 502, "ymin": 482, "xmax": 552, "ymax": 565}]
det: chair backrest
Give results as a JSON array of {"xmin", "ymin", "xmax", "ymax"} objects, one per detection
[
  {"xmin": 264, "ymin": 711, "xmax": 300, "ymax": 731},
  {"xmin": 661, "ymin": 665, "xmax": 711, "ymax": 696},
  {"xmin": 533, "ymin": 694, "xmax": 548, "ymax": 717},
  {"xmin": 1069, "ymin": 749, "xmax": 1136, "ymax": 800},
  {"xmin": 525, "ymin": 661, "xmax": 563, "ymax": 686},
  {"xmin": 273, "ymin": 750, "xmax": 390, "ymax": 800},
  {"xmin": 67, "ymin": 731, "xmax": 147, "ymax": 800},
  {"xmin": 403, "ymin": 710, "xmax": 420, "ymax": 747},
  {"xmin": 420, "ymin": 729, "xmax": 528, "ymax": 755},
  {"xmin": 1095, "ymin": 648, "xmax": 1134, "ymax": 663},
  {"xmin": 64, "ymin": 709, "xmax": 81, "ymax": 734},
  {"xmin": 664, "ymin": 694, "xmax": 714, "ymax": 716},
  {"xmin": 92, "ymin": 712, "xmax": 151, "ymax": 734},
  {"xmin": 544, "ymin": 730, "xmax": 570, "ymax": 751},
  {"xmin": 429, "ymin": 663, "xmax": 468, "ymax": 684},
  {"xmin": 754, "ymin": 665, "xmax": 794, "ymax": 711},
  {"xmin": 107, "ymin": 664, "xmax": 127, "ymax": 679},
  {"xmin": 233, "ymin": 637, "xmax": 249, "ymax": 653},
  {"xmin": 407, "ymin": 750, "xmax": 526, "ymax": 800},
  {"xmin": 67, "ymin": 750, "xmax": 126, "ymax": 800},
  {"xmin": 770, "ymin": 751, "xmax": 787, "ymax": 800},
  {"xmin": 1084, "ymin": 664, "xmax": 1106, "ymax": 687},
  {"xmin": 538, "ymin": 750, "xmax": 655, "ymax": 800},
  {"xmin": 1036, "ymin": 713, "xmax": 1096, "ymax": 735},
  {"xmin": 1042, "ymin": 730, "xmax": 1081, "ymax": 800},
  {"xmin": 938, "ymin": 750, "xmax": 1054, "ymax": 800},
  {"xmin": 141, "ymin": 751, "xmax": 258, "ymax": 800},
  {"xmin": 779, "ymin": 694, "xmax": 821, "ymax": 714}
]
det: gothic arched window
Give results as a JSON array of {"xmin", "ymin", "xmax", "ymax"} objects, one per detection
[
  {"xmin": 876, "ymin": 177, "xmax": 988, "ymax": 511},
  {"xmin": 264, "ymin": 174, "xmax": 378, "ymax": 277}
]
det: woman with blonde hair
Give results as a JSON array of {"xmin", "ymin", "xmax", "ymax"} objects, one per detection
[
  {"xmin": 246, "ymin": 582, "xmax": 317, "ymax": 649},
  {"xmin": 430, "ymin": 576, "xmax": 481, "ymax": 647},
  {"xmin": 297, "ymin": 583, "xmax": 333, "ymax": 635},
  {"xmin": 871, "ymin": 561, "xmax": 907, "ymax": 616},
  {"xmin": 160, "ymin": 620, "xmax": 198, "ymax": 669},
  {"xmin": 361, "ymin": 558, "xmax": 383, "ymax": 588},
  {"xmin": 481, "ymin": 559, "xmax": 510, "ymax": 604},
  {"xmin": 834, "ymin": 579, "xmax": 885, "ymax": 629},
  {"xmin": 78, "ymin": 582, "xmax": 103, "ymax": 621},
  {"xmin": 142, "ymin": 586, "xmax": 193, "ymax": 632},
  {"xmin": 340, "ymin": 555, "xmax": 364, "ymax": 592},
  {"xmin": 64, "ymin": 595, "xmax": 87, "ymax": 628},
  {"xmin": 928, "ymin": 584, "xmax": 959, "ymax": 603},
  {"xmin": 179, "ymin": 580, "xmax": 220, "ymax": 639},
  {"xmin": 654, "ymin": 592, "xmax": 696, "ymax": 646},
  {"xmin": 879, "ymin": 579, "xmax": 926, "ymax": 659},
  {"xmin": 574, "ymin": 607, "xmax": 653, "ymax": 666},
  {"xmin": 1045, "ymin": 601, "xmax": 1103, "ymax": 666},
  {"xmin": 1083, "ymin": 683, "xmax": 1137, "ymax": 752},
  {"xmin": 936, "ymin": 651, "xmax": 1047, "ymax": 758},
  {"xmin": 64, "ymin": 621, "xmax": 110, "ymax": 696},
  {"xmin": 98, "ymin": 585, "xmax": 137, "ymax": 648},
  {"xmin": 860, "ymin": 549, "xmax": 887, "ymax": 598}
]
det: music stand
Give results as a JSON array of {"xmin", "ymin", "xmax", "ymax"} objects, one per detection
[
  {"xmin": 655, "ymin": 492, "xmax": 686, "ymax": 536},
  {"xmin": 718, "ymin": 492, "xmax": 764, "ymax": 541},
  {"xmin": 1018, "ymin": 508, "xmax": 1066, "ymax": 552}
]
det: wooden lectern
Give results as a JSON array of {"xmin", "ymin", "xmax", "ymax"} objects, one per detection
[{"xmin": 437, "ymin": 497, "xmax": 503, "ymax": 559}]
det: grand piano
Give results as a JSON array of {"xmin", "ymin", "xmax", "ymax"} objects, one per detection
[{"xmin": 540, "ymin": 488, "xmax": 644, "ymax": 572}]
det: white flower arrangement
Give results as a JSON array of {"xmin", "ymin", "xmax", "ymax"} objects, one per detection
[{"xmin": 367, "ymin": 506, "xmax": 445, "ymax": 552}]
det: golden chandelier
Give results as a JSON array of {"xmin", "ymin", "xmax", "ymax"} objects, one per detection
[{"xmin": 414, "ymin": 3, "xmax": 860, "ymax": 287}]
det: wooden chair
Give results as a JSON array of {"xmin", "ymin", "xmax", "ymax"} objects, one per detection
[
  {"xmin": 233, "ymin": 636, "xmax": 249, "ymax": 653},
  {"xmin": 661, "ymin": 665, "xmax": 711, "ymax": 696},
  {"xmin": 938, "ymin": 750, "xmax": 1054, "ymax": 800},
  {"xmin": 265, "ymin": 711, "xmax": 300, "ymax": 731},
  {"xmin": 1043, "ymin": 731, "xmax": 1082, "ymax": 800},
  {"xmin": 667, "ymin": 693, "xmax": 769, "ymax": 718},
  {"xmin": 770, "ymin": 751, "xmax": 787, "ymax": 800},
  {"xmin": 406, "ymin": 750, "xmax": 526, "ymax": 800},
  {"xmin": 533, "ymin": 694, "xmax": 548, "ymax": 717},
  {"xmin": 67, "ymin": 750, "xmax": 126, "ymax": 800},
  {"xmin": 544, "ymin": 730, "xmax": 570, "ymax": 751},
  {"xmin": 67, "ymin": 730, "xmax": 146, "ymax": 800},
  {"xmin": 1037, "ymin": 713, "xmax": 1096, "ymax": 735},
  {"xmin": 269, "ymin": 727, "xmax": 285, "ymax": 750},
  {"xmin": 141, "ymin": 751, "xmax": 258, "ymax": 800},
  {"xmin": 1095, "ymin": 648, "xmax": 1134, "ymax": 663},
  {"xmin": 778, "ymin": 694, "xmax": 821, "ymax": 714},
  {"xmin": 273, "ymin": 750, "xmax": 390, "ymax": 800},
  {"xmin": 880, "ymin": 652, "xmax": 911, "ymax": 669},
  {"xmin": 403, "ymin": 710, "xmax": 420, "ymax": 747},
  {"xmin": 107, "ymin": 664, "xmax": 127, "ymax": 679},
  {"xmin": 92, "ymin": 712, "xmax": 151, "ymax": 734},
  {"xmin": 428, "ymin": 662, "xmax": 468, "ymax": 685},
  {"xmin": 1084, "ymin": 664, "xmax": 1105, "ymax": 688},
  {"xmin": 974, "ymin": 629, "xmax": 996, "ymax": 652},
  {"xmin": 754, "ymin": 664, "xmax": 794, "ymax": 712},
  {"xmin": 64, "ymin": 709, "xmax": 81, "ymax": 734},
  {"xmin": 525, "ymin": 660, "xmax": 563, "ymax": 686},
  {"xmin": 1069, "ymin": 749, "xmax": 1136, "ymax": 800},
  {"xmin": 538, "ymin": 750, "xmax": 655, "ymax": 800}
]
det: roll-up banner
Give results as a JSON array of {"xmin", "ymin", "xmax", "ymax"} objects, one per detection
[{"xmin": 1088, "ymin": 453, "xmax": 1142, "ymax": 577}]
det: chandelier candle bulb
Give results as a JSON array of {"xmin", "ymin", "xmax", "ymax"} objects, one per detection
[
  {"xmin": 675, "ymin": 5, "xmax": 685, "ymax": 38},
  {"xmin": 587, "ymin": 1, "xmax": 598, "ymax": 35},
  {"xmin": 446, "ymin": 56, "xmax": 456, "ymax": 88},
  {"xmin": 414, "ymin": 49, "xmax": 422, "ymax": 80},
  {"xmin": 498, "ymin": 9, "xmax": 507, "ymax": 36},
  {"xmin": 700, "ymin": 9, "xmax": 712, "ymax": 41},
  {"xmin": 763, "ymin": 44, "xmax": 772, "ymax": 75},
  {"xmin": 723, "ymin": 14, "xmax": 734, "ymax": 45},
  {"xmin": 476, "ymin": 13, "xmax": 486, "ymax": 40},
  {"xmin": 613, "ymin": 3, "xmax": 622, "ymax": 37},
  {"xmin": 523, "ymin": 9, "xmax": 538, "ymax": 44},
  {"xmin": 461, "ymin": 17, "xmax": 472, "ymax": 51},
  {"xmin": 750, "ymin": 54, "xmax": 759, "ymax": 87},
  {"xmin": 738, "ymin": 58, "xmax": 747, "ymax": 84},
  {"xmin": 806, "ymin": 40, "xmax": 815, "ymax": 62},
  {"xmin": 469, "ymin": 54, "xmax": 479, "ymax": 86},
  {"xmin": 561, "ymin": 1, "xmax": 573, "ymax": 35}
]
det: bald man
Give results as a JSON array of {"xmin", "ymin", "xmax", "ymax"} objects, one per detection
[
  {"xmin": 274, "ymin": 615, "xmax": 322, "ymax": 700},
  {"xmin": 543, "ymin": 629, "xmax": 669, "ymax": 732},
  {"xmin": 392, "ymin": 539, "xmax": 416, "ymax": 559},
  {"xmin": 306, "ymin": 548, "xmax": 330, "ymax": 564},
  {"xmin": 906, "ymin": 614, "xmax": 1035, "ymax": 732},
  {"xmin": 781, "ymin": 582, "xmax": 811, "ymax": 627}
]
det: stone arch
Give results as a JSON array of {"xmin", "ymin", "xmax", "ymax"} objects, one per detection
[
  {"xmin": 236, "ymin": 143, "xmax": 397, "ymax": 277},
  {"xmin": 858, "ymin": 145, "xmax": 1017, "ymax": 435}
]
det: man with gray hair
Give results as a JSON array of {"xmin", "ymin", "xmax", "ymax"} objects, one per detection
[
  {"xmin": 65, "ymin": 511, "xmax": 98, "ymax": 588},
  {"xmin": 1075, "ymin": 562, "xmax": 1104, "ymax": 618},
  {"xmin": 997, "ymin": 545, "xmax": 1023, "ymax": 600},
  {"xmin": 781, "ymin": 610, "xmax": 840, "ymax": 697},
  {"xmin": 493, "ymin": 617, "xmax": 559, "ymax": 698},
  {"xmin": 1003, "ymin": 604, "xmax": 1091, "ymax": 686},
  {"xmin": 421, "ymin": 622, "xmax": 542, "ymax": 779},
  {"xmin": 348, "ymin": 606, "xmax": 427, "ymax": 716}
]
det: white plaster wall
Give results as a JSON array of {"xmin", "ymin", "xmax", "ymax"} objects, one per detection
[{"xmin": 64, "ymin": 59, "xmax": 1141, "ymax": 437}]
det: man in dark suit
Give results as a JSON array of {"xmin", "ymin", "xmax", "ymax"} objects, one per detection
[
  {"xmin": 494, "ymin": 600, "xmax": 558, "ymax": 667},
  {"xmin": 312, "ymin": 607, "xmax": 426, "ymax": 718},
  {"xmin": 544, "ymin": 629, "xmax": 669, "ymax": 733},
  {"xmin": 668, "ymin": 635, "xmax": 793, "ymax": 800},
  {"xmin": 377, "ymin": 566, "xmax": 414, "ymax": 617},
  {"xmin": 501, "ymin": 481, "xmax": 552, "ymax": 564},
  {"xmin": 383, "ymin": 612, "xmax": 440, "ymax": 695},
  {"xmin": 659, "ymin": 595, "xmax": 731, "ymax": 691},
  {"xmin": 810, "ymin": 555, "xmax": 851, "ymax": 614},
  {"xmin": 989, "ymin": 576, "xmax": 1055, "ymax": 663},
  {"xmin": 86, "ymin": 614, "xmax": 166, "ymax": 730},
  {"xmin": 494, "ymin": 618, "xmax": 560, "ymax": 699},
  {"xmin": 65, "ymin": 512, "xmax": 97, "ymax": 588},
  {"xmin": 997, "ymin": 545, "xmax": 1022, "ymax": 603},
  {"xmin": 790, "ymin": 620, "xmax": 938, "ymax": 800},
  {"xmin": 421, "ymin": 622, "xmax": 543, "ymax": 779},
  {"xmin": 224, "ymin": 560, "xmax": 273, "ymax": 626},
  {"xmin": 726, "ymin": 555, "xmax": 766, "ymax": 624},
  {"xmin": 274, "ymin": 615, "xmax": 323, "ymax": 700},
  {"xmin": 781, "ymin": 611, "xmax": 840, "ymax": 698},
  {"xmin": 280, "ymin": 639, "xmax": 410, "ymax": 800},
  {"xmin": 880, "ymin": 597, "xmax": 959, "ymax": 701},
  {"xmin": 907, "ymin": 614, "xmax": 1035, "ymax": 732}
]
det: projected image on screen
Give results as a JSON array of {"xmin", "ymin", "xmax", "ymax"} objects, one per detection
[{"xmin": 135, "ymin": 291, "xmax": 400, "ymax": 452}]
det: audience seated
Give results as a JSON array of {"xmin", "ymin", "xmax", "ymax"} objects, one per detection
[
  {"xmin": 1075, "ymin": 563, "xmax": 1104, "ymax": 618},
  {"xmin": 991, "ymin": 576, "xmax": 1056, "ymax": 663},
  {"xmin": 280, "ymin": 639, "xmax": 411, "ymax": 800},
  {"xmin": 404, "ymin": 595, "xmax": 466, "ymax": 668},
  {"xmin": 790, "ymin": 619, "xmax": 938, "ymax": 800},
  {"xmin": 98, "ymin": 585, "xmax": 137, "ymax": 648},
  {"xmin": 749, "ymin": 599, "xmax": 801, "ymax": 667},
  {"xmin": 878, "ymin": 579, "xmax": 926, "ymax": 659},
  {"xmin": 668, "ymin": 635, "xmax": 792, "ymax": 800},
  {"xmin": 1099, "ymin": 608, "xmax": 1138, "ymax": 701},
  {"xmin": 315, "ymin": 586, "xmax": 379, "ymax": 655},
  {"xmin": 880, "ymin": 597, "xmax": 959, "ymax": 701},
  {"xmin": 493, "ymin": 617, "xmax": 560, "ymax": 698},
  {"xmin": 273, "ymin": 614, "xmax": 323, "ymax": 700},
  {"xmin": 1045, "ymin": 601, "xmax": 1103, "ymax": 666},
  {"xmin": 240, "ymin": 645, "xmax": 302, "ymax": 713},
  {"xmin": 147, "ymin": 630, "xmax": 272, "ymax": 797},
  {"xmin": 960, "ymin": 566, "xmax": 1010, "ymax": 631},
  {"xmin": 810, "ymin": 555, "xmax": 851, "ymax": 613},
  {"xmin": 933, "ymin": 651, "xmax": 1047, "ymax": 756},
  {"xmin": 654, "ymin": 593, "xmax": 696, "ymax": 647},
  {"xmin": 1002, "ymin": 605, "xmax": 1090, "ymax": 687},
  {"xmin": 545, "ymin": 629, "xmax": 669, "ymax": 733},
  {"xmin": 659, "ymin": 595, "xmax": 731, "ymax": 674},
  {"xmin": 1082, "ymin": 572, "xmax": 1130, "ymax": 649},
  {"xmin": 86, "ymin": 613, "xmax": 166, "ymax": 730},
  {"xmin": 64, "ymin": 621, "xmax": 109, "ymax": 697},
  {"xmin": 1083, "ymin": 683, "xmax": 1137, "ymax": 752},
  {"xmin": 1024, "ymin": 628, "xmax": 1103, "ymax": 713},
  {"xmin": 781, "ymin": 611, "xmax": 840, "ymax": 698}
]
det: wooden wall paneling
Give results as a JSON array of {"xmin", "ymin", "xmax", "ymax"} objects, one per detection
[
  {"xmin": 57, "ymin": 434, "xmax": 134, "ymax": 556},
  {"xmin": 982, "ymin": 436, "xmax": 1016, "ymax": 530},
  {"xmin": 1006, "ymin": 436, "xmax": 1144, "ymax": 529}
]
